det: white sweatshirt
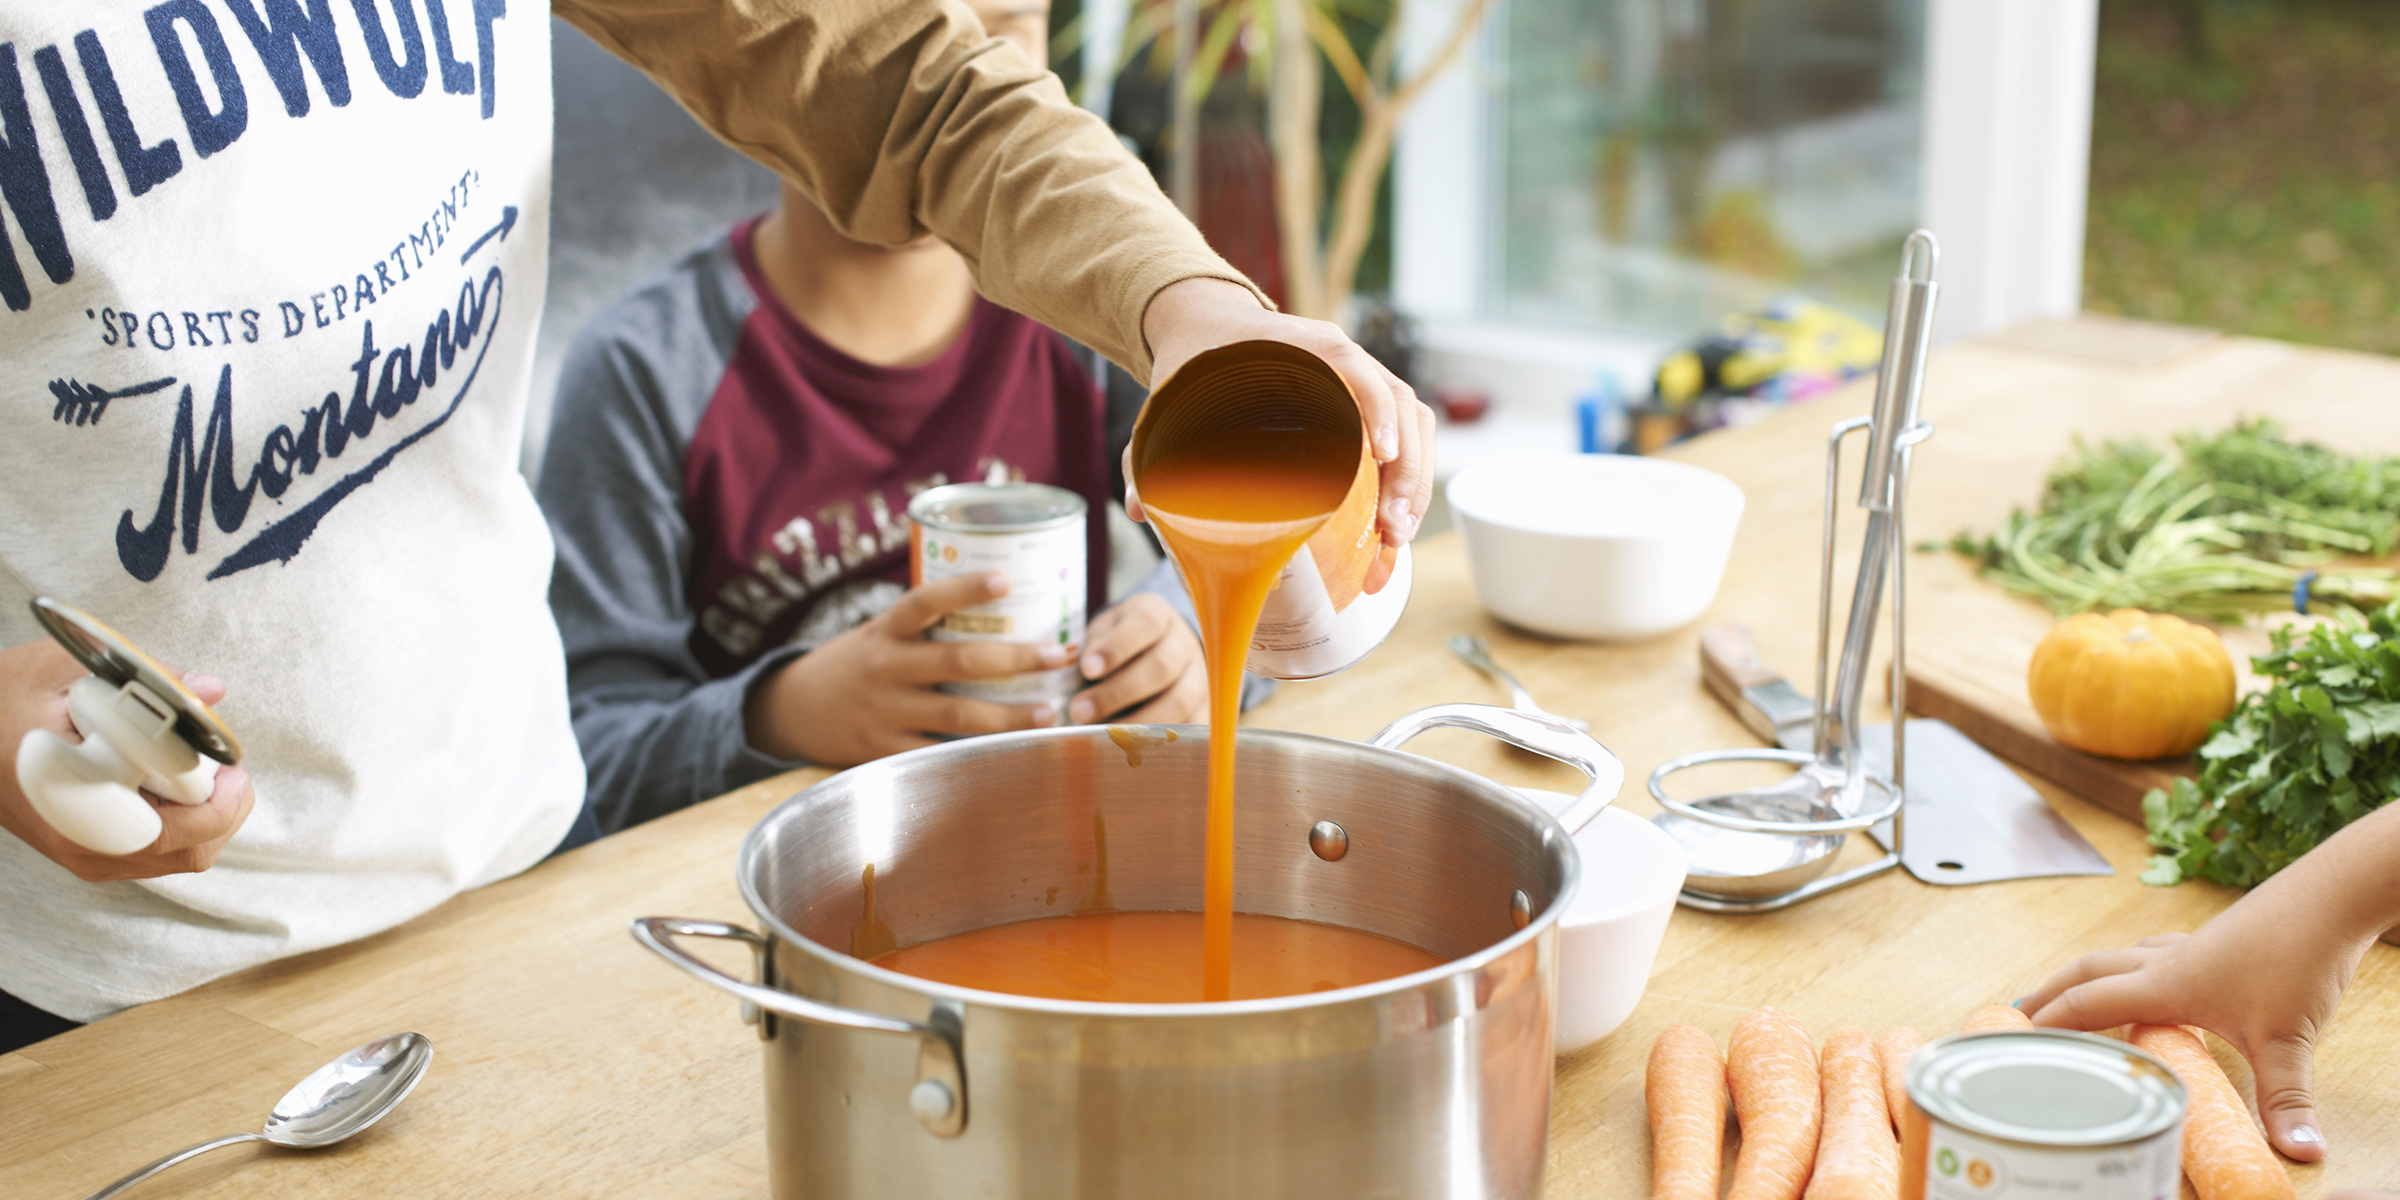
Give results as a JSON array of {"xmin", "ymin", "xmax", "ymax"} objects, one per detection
[{"xmin": 0, "ymin": 1, "xmax": 581, "ymax": 1021}]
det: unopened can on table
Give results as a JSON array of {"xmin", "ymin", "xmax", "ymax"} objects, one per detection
[
  {"xmin": 908, "ymin": 482, "xmax": 1086, "ymax": 716},
  {"xmin": 1901, "ymin": 1030, "xmax": 2186, "ymax": 1200}
]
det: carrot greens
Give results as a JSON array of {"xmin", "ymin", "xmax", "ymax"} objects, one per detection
[{"xmin": 1947, "ymin": 419, "xmax": 2399, "ymax": 621}]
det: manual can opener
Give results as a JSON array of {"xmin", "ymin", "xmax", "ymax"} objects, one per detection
[{"xmin": 15, "ymin": 597, "xmax": 241, "ymax": 856}]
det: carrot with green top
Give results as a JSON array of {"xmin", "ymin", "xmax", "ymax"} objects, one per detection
[
  {"xmin": 1648, "ymin": 1025, "xmax": 1728, "ymax": 1200},
  {"xmin": 2128, "ymin": 1025, "xmax": 2295, "ymax": 1200},
  {"xmin": 1873, "ymin": 1027, "xmax": 1924, "ymax": 1138},
  {"xmin": 1728, "ymin": 1007, "xmax": 1820, "ymax": 1200},
  {"xmin": 1961, "ymin": 1004, "xmax": 2033, "ymax": 1033},
  {"xmin": 1806, "ymin": 1027, "xmax": 1899, "ymax": 1200}
]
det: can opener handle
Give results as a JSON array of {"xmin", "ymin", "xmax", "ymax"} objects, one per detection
[
  {"xmin": 18, "ymin": 676, "xmax": 219, "ymax": 856},
  {"xmin": 1369, "ymin": 703, "xmax": 1623, "ymax": 835}
]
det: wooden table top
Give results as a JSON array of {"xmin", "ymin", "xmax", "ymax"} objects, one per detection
[{"xmin": 5, "ymin": 322, "xmax": 2396, "ymax": 1198}]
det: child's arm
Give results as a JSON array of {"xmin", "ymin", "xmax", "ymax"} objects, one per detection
[
  {"xmin": 2022, "ymin": 800, "xmax": 2400, "ymax": 1161},
  {"xmin": 539, "ymin": 285, "xmax": 817, "ymax": 833}
]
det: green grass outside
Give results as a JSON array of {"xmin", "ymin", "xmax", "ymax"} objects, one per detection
[{"xmin": 2085, "ymin": 0, "xmax": 2400, "ymax": 354}]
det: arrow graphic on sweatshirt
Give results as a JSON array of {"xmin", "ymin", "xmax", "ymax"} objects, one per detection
[{"xmin": 458, "ymin": 205, "xmax": 519, "ymax": 264}]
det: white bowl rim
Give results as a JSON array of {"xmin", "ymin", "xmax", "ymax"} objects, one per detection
[
  {"xmin": 1516, "ymin": 790, "xmax": 1688, "ymax": 928},
  {"xmin": 1447, "ymin": 453, "xmax": 1744, "ymax": 538}
]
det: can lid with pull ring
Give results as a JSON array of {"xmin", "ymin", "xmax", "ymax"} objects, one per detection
[{"xmin": 31, "ymin": 597, "xmax": 243, "ymax": 765}]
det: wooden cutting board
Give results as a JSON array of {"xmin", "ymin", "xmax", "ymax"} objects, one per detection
[{"xmin": 1900, "ymin": 639, "xmax": 2194, "ymax": 827}]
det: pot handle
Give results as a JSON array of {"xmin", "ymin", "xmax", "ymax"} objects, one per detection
[
  {"xmin": 630, "ymin": 917, "xmax": 968, "ymax": 1138},
  {"xmin": 1369, "ymin": 703, "xmax": 1623, "ymax": 834}
]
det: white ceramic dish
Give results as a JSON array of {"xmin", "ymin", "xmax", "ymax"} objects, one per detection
[
  {"xmin": 1448, "ymin": 454, "xmax": 1745, "ymax": 640},
  {"xmin": 1517, "ymin": 789, "xmax": 1687, "ymax": 1054}
]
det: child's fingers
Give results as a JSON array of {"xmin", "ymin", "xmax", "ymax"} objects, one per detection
[
  {"xmin": 2018, "ymin": 944, "xmax": 2155, "ymax": 1018},
  {"xmin": 1120, "ymin": 452, "xmax": 1147, "ymax": 524},
  {"xmin": 1113, "ymin": 670, "xmax": 1206, "ymax": 725},
  {"xmin": 2025, "ymin": 969, "xmax": 2171, "ymax": 1034},
  {"xmin": 175, "ymin": 667, "xmax": 227, "ymax": 705},
  {"xmin": 1308, "ymin": 332, "xmax": 1404, "ymax": 464},
  {"xmin": 1070, "ymin": 643, "xmax": 1181, "ymax": 724},
  {"xmin": 1376, "ymin": 394, "xmax": 1436, "ymax": 547},
  {"xmin": 899, "ymin": 637, "xmax": 1067, "ymax": 686},
  {"xmin": 149, "ymin": 764, "xmax": 251, "ymax": 855},
  {"xmin": 883, "ymin": 572, "xmax": 1011, "ymax": 635},
  {"xmin": 888, "ymin": 690, "xmax": 1055, "ymax": 738},
  {"xmin": 2245, "ymin": 1033, "xmax": 2328, "ymax": 1162},
  {"xmin": 1081, "ymin": 595, "xmax": 1174, "ymax": 680}
]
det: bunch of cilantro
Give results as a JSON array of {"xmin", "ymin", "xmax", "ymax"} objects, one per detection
[{"xmin": 2142, "ymin": 598, "xmax": 2400, "ymax": 887}]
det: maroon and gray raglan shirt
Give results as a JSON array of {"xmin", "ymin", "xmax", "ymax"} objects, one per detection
[{"xmin": 538, "ymin": 222, "xmax": 1242, "ymax": 833}]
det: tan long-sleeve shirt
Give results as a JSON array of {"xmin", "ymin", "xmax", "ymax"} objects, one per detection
[{"xmin": 555, "ymin": 0, "xmax": 1261, "ymax": 383}]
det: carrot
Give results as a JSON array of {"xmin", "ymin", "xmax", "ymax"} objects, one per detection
[
  {"xmin": 1806, "ymin": 1027, "xmax": 1899, "ymax": 1200},
  {"xmin": 1647, "ymin": 1025, "xmax": 1728, "ymax": 1200},
  {"xmin": 1873, "ymin": 1027, "xmax": 1925, "ymax": 1139},
  {"xmin": 1960, "ymin": 1003, "xmax": 2033, "ymax": 1033},
  {"xmin": 2128, "ymin": 1025, "xmax": 2295, "ymax": 1200},
  {"xmin": 1727, "ymin": 1007, "xmax": 1821, "ymax": 1200}
]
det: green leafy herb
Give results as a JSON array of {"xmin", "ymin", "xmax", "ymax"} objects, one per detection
[
  {"xmin": 1948, "ymin": 419, "xmax": 2400, "ymax": 621},
  {"xmin": 2142, "ymin": 599, "xmax": 2400, "ymax": 887}
]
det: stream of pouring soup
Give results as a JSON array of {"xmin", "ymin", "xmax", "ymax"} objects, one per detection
[
  {"xmin": 1132, "ymin": 415, "xmax": 1359, "ymax": 999},
  {"xmin": 864, "ymin": 384, "xmax": 1414, "ymax": 1003}
]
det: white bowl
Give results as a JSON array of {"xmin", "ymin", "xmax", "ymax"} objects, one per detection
[
  {"xmin": 1449, "ymin": 455, "xmax": 1745, "ymax": 640},
  {"xmin": 1518, "ymin": 790, "xmax": 1688, "ymax": 1054}
]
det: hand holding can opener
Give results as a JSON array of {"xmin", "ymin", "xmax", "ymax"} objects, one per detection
[{"xmin": 14, "ymin": 598, "xmax": 241, "ymax": 856}]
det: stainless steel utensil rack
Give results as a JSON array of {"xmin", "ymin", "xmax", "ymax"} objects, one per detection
[{"xmin": 1647, "ymin": 231, "xmax": 1940, "ymax": 912}]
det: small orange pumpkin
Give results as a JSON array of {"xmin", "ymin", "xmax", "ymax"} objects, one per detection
[{"xmin": 2027, "ymin": 609, "xmax": 2236, "ymax": 760}]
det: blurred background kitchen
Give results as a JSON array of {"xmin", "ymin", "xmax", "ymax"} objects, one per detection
[{"xmin": 534, "ymin": 0, "xmax": 2398, "ymax": 522}]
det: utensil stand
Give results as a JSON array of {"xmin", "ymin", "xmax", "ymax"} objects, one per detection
[{"xmin": 1648, "ymin": 232, "xmax": 1940, "ymax": 913}]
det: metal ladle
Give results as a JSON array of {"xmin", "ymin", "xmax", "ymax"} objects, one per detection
[{"xmin": 84, "ymin": 1032, "xmax": 433, "ymax": 1200}]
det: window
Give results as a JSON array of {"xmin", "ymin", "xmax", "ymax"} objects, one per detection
[{"xmin": 1491, "ymin": 0, "xmax": 1926, "ymax": 336}]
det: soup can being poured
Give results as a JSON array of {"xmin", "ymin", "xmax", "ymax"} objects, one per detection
[
  {"xmin": 1130, "ymin": 340, "xmax": 1412, "ymax": 681},
  {"xmin": 908, "ymin": 482, "xmax": 1086, "ymax": 716},
  {"xmin": 1900, "ymin": 1030, "xmax": 2186, "ymax": 1200}
]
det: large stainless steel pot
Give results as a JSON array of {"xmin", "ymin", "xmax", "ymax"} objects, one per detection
[{"xmin": 633, "ymin": 704, "xmax": 1621, "ymax": 1199}]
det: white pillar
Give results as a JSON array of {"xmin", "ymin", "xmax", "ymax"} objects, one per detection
[
  {"xmin": 1919, "ymin": 0, "xmax": 2099, "ymax": 344},
  {"xmin": 1079, "ymin": 0, "xmax": 1130, "ymax": 119},
  {"xmin": 1391, "ymin": 0, "xmax": 1489, "ymax": 323}
]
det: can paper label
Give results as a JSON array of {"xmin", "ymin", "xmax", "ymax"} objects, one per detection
[
  {"xmin": 1245, "ymin": 543, "xmax": 1413, "ymax": 680},
  {"xmin": 912, "ymin": 523, "xmax": 1084, "ymax": 711},
  {"xmin": 1922, "ymin": 1122, "xmax": 2180, "ymax": 1200}
]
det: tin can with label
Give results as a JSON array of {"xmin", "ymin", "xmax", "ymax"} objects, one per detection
[
  {"xmin": 1901, "ymin": 1030, "xmax": 2186, "ymax": 1200},
  {"xmin": 1129, "ymin": 340, "xmax": 1412, "ymax": 681},
  {"xmin": 908, "ymin": 482, "xmax": 1086, "ymax": 716}
]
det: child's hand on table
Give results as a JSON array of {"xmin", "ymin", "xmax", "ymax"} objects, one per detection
[
  {"xmin": 2019, "ymin": 801, "xmax": 2400, "ymax": 1163},
  {"xmin": 0, "ymin": 638, "xmax": 254, "ymax": 881},
  {"xmin": 1069, "ymin": 593, "xmax": 1204, "ymax": 725},
  {"xmin": 746, "ymin": 572, "xmax": 1068, "ymax": 767}
]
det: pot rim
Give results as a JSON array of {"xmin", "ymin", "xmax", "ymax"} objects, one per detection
[{"xmin": 736, "ymin": 722, "xmax": 1582, "ymax": 1019}]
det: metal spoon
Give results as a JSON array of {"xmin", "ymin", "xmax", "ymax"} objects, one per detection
[
  {"xmin": 85, "ymin": 1032, "xmax": 432, "ymax": 1200},
  {"xmin": 1447, "ymin": 634, "xmax": 1591, "ymax": 731}
]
